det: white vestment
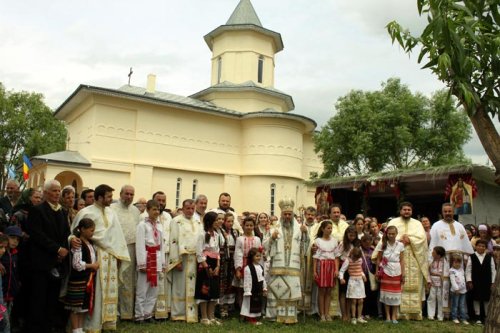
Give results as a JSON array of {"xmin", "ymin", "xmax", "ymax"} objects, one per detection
[
  {"xmin": 110, "ymin": 201, "xmax": 140, "ymax": 320},
  {"xmin": 264, "ymin": 219, "xmax": 303, "ymax": 324},
  {"xmin": 167, "ymin": 214, "xmax": 203, "ymax": 322},
  {"xmin": 429, "ymin": 219, "xmax": 474, "ymax": 312},
  {"xmin": 72, "ymin": 204, "xmax": 130, "ymax": 333}
]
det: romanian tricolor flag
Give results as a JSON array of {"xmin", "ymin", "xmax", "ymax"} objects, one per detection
[{"xmin": 22, "ymin": 154, "xmax": 32, "ymax": 180}]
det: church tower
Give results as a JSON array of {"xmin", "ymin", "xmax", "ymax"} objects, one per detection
[{"xmin": 191, "ymin": 0, "xmax": 294, "ymax": 113}]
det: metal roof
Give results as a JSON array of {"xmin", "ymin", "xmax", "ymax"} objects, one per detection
[
  {"xmin": 54, "ymin": 84, "xmax": 316, "ymax": 131},
  {"xmin": 204, "ymin": 0, "xmax": 283, "ymax": 52},
  {"xmin": 32, "ymin": 150, "xmax": 91, "ymax": 167},
  {"xmin": 190, "ymin": 80, "xmax": 295, "ymax": 111},
  {"xmin": 226, "ymin": 0, "xmax": 262, "ymax": 26}
]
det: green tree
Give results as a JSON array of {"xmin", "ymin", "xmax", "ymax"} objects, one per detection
[
  {"xmin": 0, "ymin": 83, "xmax": 67, "ymax": 190},
  {"xmin": 314, "ymin": 78, "xmax": 471, "ymax": 177},
  {"xmin": 386, "ymin": 0, "xmax": 500, "ymax": 185}
]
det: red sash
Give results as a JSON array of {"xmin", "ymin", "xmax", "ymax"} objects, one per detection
[
  {"xmin": 146, "ymin": 245, "xmax": 161, "ymax": 287},
  {"xmin": 86, "ymin": 272, "xmax": 95, "ymax": 315}
]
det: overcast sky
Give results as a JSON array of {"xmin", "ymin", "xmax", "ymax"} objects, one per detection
[{"xmin": 0, "ymin": 0, "xmax": 496, "ymax": 164}]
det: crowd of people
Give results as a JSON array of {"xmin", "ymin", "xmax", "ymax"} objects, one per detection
[{"xmin": 0, "ymin": 178, "xmax": 498, "ymax": 332}]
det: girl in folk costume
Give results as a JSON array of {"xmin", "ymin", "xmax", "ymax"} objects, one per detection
[
  {"xmin": 427, "ymin": 246, "xmax": 446, "ymax": 321},
  {"xmin": 64, "ymin": 218, "xmax": 98, "ymax": 333},
  {"xmin": 354, "ymin": 217, "xmax": 365, "ymax": 240},
  {"xmin": 219, "ymin": 212, "xmax": 239, "ymax": 317},
  {"xmin": 240, "ymin": 248, "xmax": 267, "ymax": 325},
  {"xmin": 233, "ymin": 217, "xmax": 262, "ymax": 308},
  {"xmin": 339, "ymin": 247, "xmax": 367, "ymax": 325},
  {"xmin": 254, "ymin": 213, "xmax": 270, "ymax": 241},
  {"xmin": 375, "ymin": 225, "xmax": 405, "ymax": 324},
  {"xmin": 195, "ymin": 211, "xmax": 223, "ymax": 325},
  {"xmin": 312, "ymin": 220, "xmax": 338, "ymax": 321},
  {"xmin": 134, "ymin": 200, "xmax": 165, "ymax": 323},
  {"xmin": 335, "ymin": 225, "xmax": 359, "ymax": 321}
]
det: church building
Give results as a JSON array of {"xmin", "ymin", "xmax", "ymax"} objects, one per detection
[{"xmin": 28, "ymin": 0, "xmax": 323, "ymax": 213}]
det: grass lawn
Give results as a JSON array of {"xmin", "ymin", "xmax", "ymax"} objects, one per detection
[{"xmin": 116, "ymin": 317, "xmax": 483, "ymax": 333}]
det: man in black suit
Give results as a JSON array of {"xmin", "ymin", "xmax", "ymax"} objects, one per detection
[
  {"xmin": 25, "ymin": 179, "xmax": 70, "ymax": 333},
  {"xmin": 0, "ymin": 179, "xmax": 20, "ymax": 222}
]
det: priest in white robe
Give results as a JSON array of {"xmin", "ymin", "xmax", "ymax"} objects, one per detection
[
  {"xmin": 265, "ymin": 198, "xmax": 305, "ymax": 324},
  {"xmin": 72, "ymin": 184, "xmax": 130, "ymax": 333},
  {"xmin": 110, "ymin": 185, "xmax": 141, "ymax": 320},
  {"xmin": 380, "ymin": 202, "xmax": 428, "ymax": 320},
  {"xmin": 429, "ymin": 202, "xmax": 474, "ymax": 316},
  {"xmin": 167, "ymin": 199, "xmax": 202, "ymax": 322}
]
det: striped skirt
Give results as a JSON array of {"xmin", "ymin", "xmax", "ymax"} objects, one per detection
[
  {"xmin": 379, "ymin": 272, "xmax": 402, "ymax": 306},
  {"xmin": 315, "ymin": 259, "xmax": 336, "ymax": 288},
  {"xmin": 64, "ymin": 279, "xmax": 91, "ymax": 311}
]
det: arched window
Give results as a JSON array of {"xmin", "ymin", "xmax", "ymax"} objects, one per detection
[
  {"xmin": 257, "ymin": 55, "xmax": 264, "ymax": 83},
  {"xmin": 217, "ymin": 57, "xmax": 222, "ymax": 84},
  {"xmin": 192, "ymin": 179, "xmax": 198, "ymax": 199},
  {"xmin": 270, "ymin": 183, "xmax": 276, "ymax": 216},
  {"xmin": 176, "ymin": 178, "xmax": 182, "ymax": 208}
]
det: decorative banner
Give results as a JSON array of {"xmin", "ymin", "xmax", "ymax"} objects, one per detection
[
  {"xmin": 445, "ymin": 174, "xmax": 477, "ymax": 215},
  {"xmin": 315, "ymin": 186, "xmax": 332, "ymax": 217}
]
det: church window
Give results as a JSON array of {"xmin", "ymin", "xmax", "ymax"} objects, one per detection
[
  {"xmin": 217, "ymin": 57, "xmax": 222, "ymax": 84},
  {"xmin": 176, "ymin": 177, "xmax": 182, "ymax": 208},
  {"xmin": 192, "ymin": 179, "xmax": 198, "ymax": 199},
  {"xmin": 270, "ymin": 183, "xmax": 276, "ymax": 216},
  {"xmin": 258, "ymin": 55, "xmax": 264, "ymax": 83}
]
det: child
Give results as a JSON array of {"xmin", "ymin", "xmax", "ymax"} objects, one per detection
[
  {"xmin": 240, "ymin": 247, "xmax": 267, "ymax": 325},
  {"xmin": 312, "ymin": 220, "xmax": 338, "ymax": 321},
  {"xmin": 354, "ymin": 217, "xmax": 365, "ymax": 240},
  {"xmin": 220, "ymin": 213, "xmax": 239, "ymax": 317},
  {"xmin": 472, "ymin": 224, "xmax": 496, "ymax": 254},
  {"xmin": 335, "ymin": 225, "xmax": 359, "ymax": 321},
  {"xmin": 449, "ymin": 254, "xmax": 469, "ymax": 325},
  {"xmin": 427, "ymin": 246, "xmax": 446, "ymax": 321},
  {"xmin": 64, "ymin": 218, "xmax": 98, "ymax": 333},
  {"xmin": 233, "ymin": 217, "xmax": 262, "ymax": 308},
  {"xmin": 135, "ymin": 200, "xmax": 165, "ymax": 323},
  {"xmin": 360, "ymin": 234, "xmax": 377, "ymax": 319},
  {"xmin": 466, "ymin": 239, "xmax": 496, "ymax": 324},
  {"xmin": 339, "ymin": 247, "xmax": 367, "ymax": 325},
  {"xmin": 1, "ymin": 226, "xmax": 22, "ymax": 333},
  {"xmin": 195, "ymin": 211, "xmax": 223, "ymax": 325},
  {"xmin": 374, "ymin": 225, "xmax": 405, "ymax": 324},
  {"xmin": 0, "ymin": 234, "xmax": 9, "ymax": 332}
]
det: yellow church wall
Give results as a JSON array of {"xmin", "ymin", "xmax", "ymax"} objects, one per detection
[
  {"xmin": 211, "ymin": 31, "xmax": 276, "ymax": 87},
  {"xmin": 212, "ymin": 30, "xmax": 276, "ymax": 59},
  {"xmin": 86, "ymin": 168, "xmax": 130, "ymax": 193},
  {"xmin": 66, "ymin": 101, "xmax": 97, "ymax": 160},
  {"xmin": 238, "ymin": 176, "xmax": 315, "ymax": 214},
  {"xmin": 151, "ymin": 168, "xmax": 225, "ymax": 209},
  {"xmin": 240, "ymin": 117, "xmax": 304, "ymax": 178},
  {"xmin": 302, "ymin": 133, "xmax": 323, "ymax": 179},
  {"xmin": 134, "ymin": 104, "xmax": 242, "ymax": 174}
]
